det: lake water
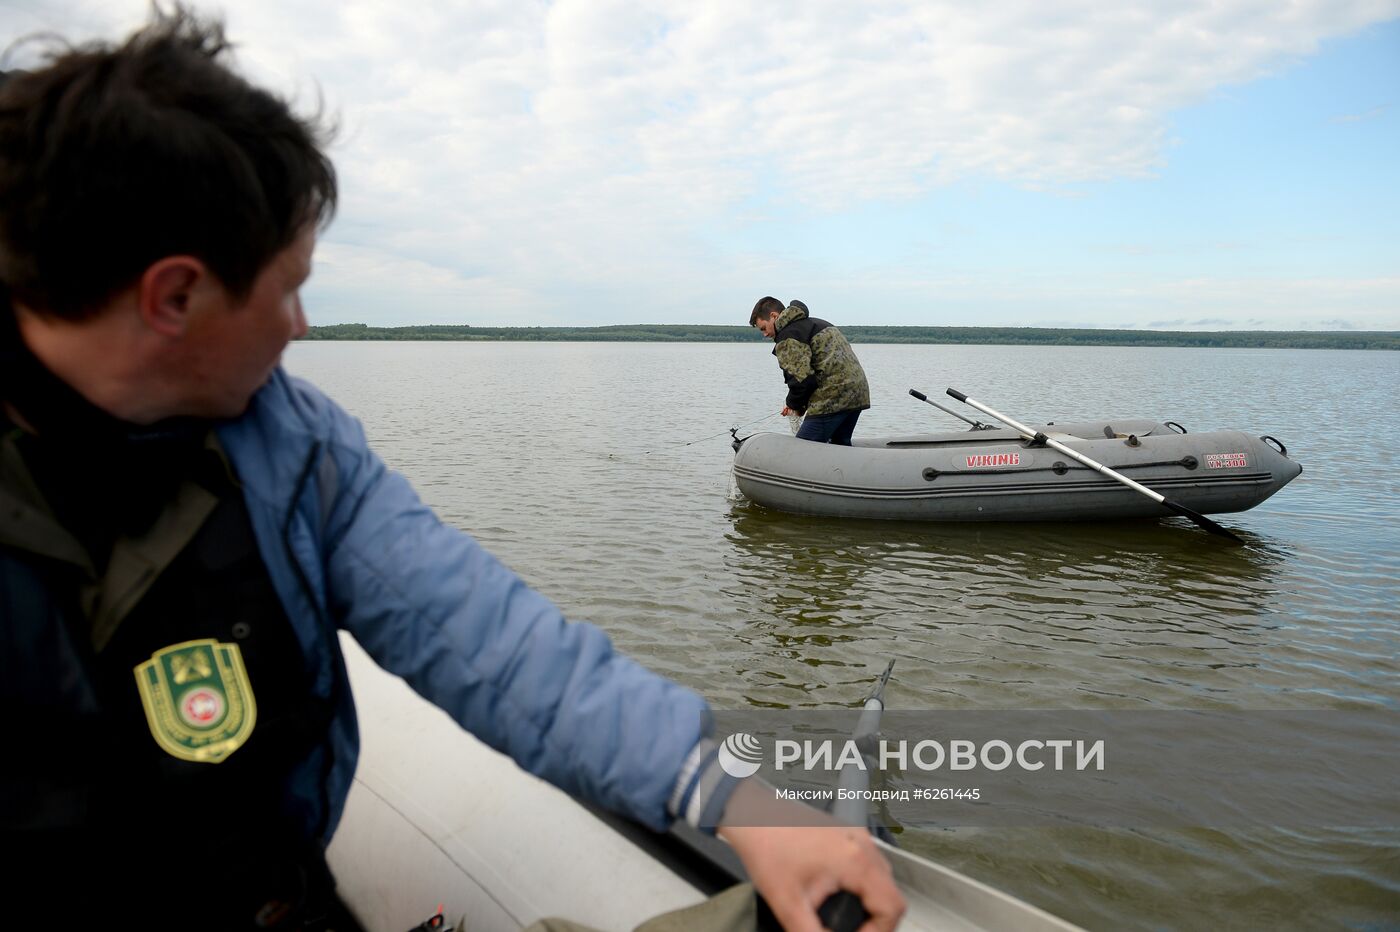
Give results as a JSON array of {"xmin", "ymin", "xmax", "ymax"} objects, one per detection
[{"xmin": 285, "ymin": 341, "xmax": 1399, "ymax": 931}]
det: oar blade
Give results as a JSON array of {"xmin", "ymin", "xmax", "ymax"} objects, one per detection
[{"xmin": 1162, "ymin": 500, "xmax": 1245, "ymax": 543}]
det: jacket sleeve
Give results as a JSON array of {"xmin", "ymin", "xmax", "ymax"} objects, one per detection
[
  {"xmin": 316, "ymin": 408, "xmax": 712, "ymax": 831},
  {"xmin": 774, "ymin": 337, "xmax": 819, "ymax": 414}
]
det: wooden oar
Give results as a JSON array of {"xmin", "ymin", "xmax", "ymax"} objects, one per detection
[{"xmin": 946, "ymin": 388, "xmax": 1244, "ymax": 542}]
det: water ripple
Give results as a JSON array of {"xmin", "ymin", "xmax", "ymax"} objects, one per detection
[{"xmin": 287, "ymin": 341, "xmax": 1400, "ymax": 930}]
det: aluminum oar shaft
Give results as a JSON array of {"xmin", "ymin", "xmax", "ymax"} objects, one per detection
[{"xmin": 946, "ymin": 388, "xmax": 1244, "ymax": 542}]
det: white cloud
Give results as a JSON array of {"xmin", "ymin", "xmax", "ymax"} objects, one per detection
[
  {"xmin": 1332, "ymin": 104, "xmax": 1390, "ymax": 123},
  {"xmin": 4, "ymin": 0, "xmax": 1398, "ymax": 326}
]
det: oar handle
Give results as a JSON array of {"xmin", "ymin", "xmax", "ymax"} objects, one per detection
[
  {"xmin": 818, "ymin": 891, "xmax": 869, "ymax": 932},
  {"xmin": 947, "ymin": 389, "xmax": 1040, "ymax": 442},
  {"xmin": 911, "ymin": 388, "xmax": 991, "ymax": 429}
]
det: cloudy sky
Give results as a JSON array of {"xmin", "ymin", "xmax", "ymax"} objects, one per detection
[{"xmin": 4, "ymin": 1, "xmax": 1398, "ymax": 330}]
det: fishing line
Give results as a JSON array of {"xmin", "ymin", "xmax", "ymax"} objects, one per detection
[
  {"xmin": 659, "ymin": 410, "xmax": 783, "ymax": 451},
  {"xmin": 585, "ymin": 411, "xmax": 783, "ymax": 462}
]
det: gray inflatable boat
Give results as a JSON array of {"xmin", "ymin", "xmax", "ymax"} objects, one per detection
[{"xmin": 732, "ymin": 418, "xmax": 1301, "ymax": 522}]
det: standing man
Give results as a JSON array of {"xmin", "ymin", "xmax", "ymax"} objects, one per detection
[
  {"xmin": 0, "ymin": 11, "xmax": 902, "ymax": 931},
  {"xmin": 751, "ymin": 297, "xmax": 870, "ymax": 445}
]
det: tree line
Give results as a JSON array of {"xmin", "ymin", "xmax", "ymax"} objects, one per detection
[{"xmin": 303, "ymin": 322, "xmax": 1400, "ymax": 350}]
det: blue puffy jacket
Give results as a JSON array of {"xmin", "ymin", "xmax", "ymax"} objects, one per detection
[{"xmin": 216, "ymin": 369, "xmax": 713, "ymax": 842}]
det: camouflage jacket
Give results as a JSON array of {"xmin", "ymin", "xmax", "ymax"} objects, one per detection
[{"xmin": 771, "ymin": 301, "xmax": 870, "ymax": 416}]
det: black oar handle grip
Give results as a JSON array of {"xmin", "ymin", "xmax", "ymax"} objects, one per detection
[
  {"xmin": 908, "ymin": 389, "xmax": 928, "ymax": 401},
  {"xmin": 946, "ymin": 388, "xmax": 968, "ymax": 402},
  {"xmin": 818, "ymin": 891, "xmax": 869, "ymax": 932}
]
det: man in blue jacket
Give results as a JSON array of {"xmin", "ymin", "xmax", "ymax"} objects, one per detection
[{"xmin": 0, "ymin": 10, "xmax": 902, "ymax": 931}]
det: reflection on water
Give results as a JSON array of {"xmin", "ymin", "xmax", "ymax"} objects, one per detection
[
  {"xmin": 908, "ymin": 824, "xmax": 1400, "ymax": 932},
  {"xmin": 722, "ymin": 506, "xmax": 1298, "ymax": 709},
  {"xmin": 286, "ymin": 341, "xmax": 1400, "ymax": 930}
]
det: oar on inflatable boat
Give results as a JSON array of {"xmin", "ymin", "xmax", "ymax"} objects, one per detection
[
  {"xmin": 821, "ymin": 659, "xmax": 896, "ymax": 932},
  {"xmin": 832, "ymin": 659, "xmax": 896, "ymax": 828},
  {"xmin": 908, "ymin": 388, "xmax": 996, "ymax": 430},
  {"xmin": 664, "ymin": 664, "xmax": 892, "ymax": 931},
  {"xmin": 946, "ymin": 388, "xmax": 1244, "ymax": 543}
]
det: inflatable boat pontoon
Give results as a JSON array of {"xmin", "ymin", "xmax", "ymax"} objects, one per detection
[
  {"xmin": 327, "ymin": 637, "xmax": 1084, "ymax": 931},
  {"xmin": 732, "ymin": 417, "xmax": 1301, "ymax": 522}
]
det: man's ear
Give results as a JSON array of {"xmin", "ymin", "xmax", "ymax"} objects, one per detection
[{"xmin": 137, "ymin": 256, "xmax": 209, "ymax": 337}]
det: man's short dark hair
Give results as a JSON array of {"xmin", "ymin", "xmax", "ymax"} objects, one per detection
[
  {"xmin": 749, "ymin": 296, "xmax": 784, "ymax": 326},
  {"xmin": 0, "ymin": 6, "xmax": 337, "ymax": 319}
]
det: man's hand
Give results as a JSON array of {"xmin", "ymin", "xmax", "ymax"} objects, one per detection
[
  {"xmin": 717, "ymin": 781, "xmax": 905, "ymax": 931},
  {"xmin": 781, "ymin": 406, "xmax": 797, "ymax": 416}
]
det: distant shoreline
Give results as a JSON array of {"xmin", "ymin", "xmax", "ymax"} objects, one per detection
[{"xmin": 303, "ymin": 323, "xmax": 1400, "ymax": 351}]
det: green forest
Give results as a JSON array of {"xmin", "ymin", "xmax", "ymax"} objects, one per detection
[{"xmin": 304, "ymin": 322, "xmax": 1400, "ymax": 350}]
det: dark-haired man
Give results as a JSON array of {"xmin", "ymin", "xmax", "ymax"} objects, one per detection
[
  {"xmin": 0, "ymin": 11, "xmax": 902, "ymax": 932},
  {"xmin": 751, "ymin": 297, "xmax": 870, "ymax": 445}
]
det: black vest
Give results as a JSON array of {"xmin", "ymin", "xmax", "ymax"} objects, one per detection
[
  {"xmin": 1, "ymin": 307, "xmax": 336, "ymax": 927},
  {"xmin": 2, "ymin": 461, "xmax": 336, "ymax": 925}
]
